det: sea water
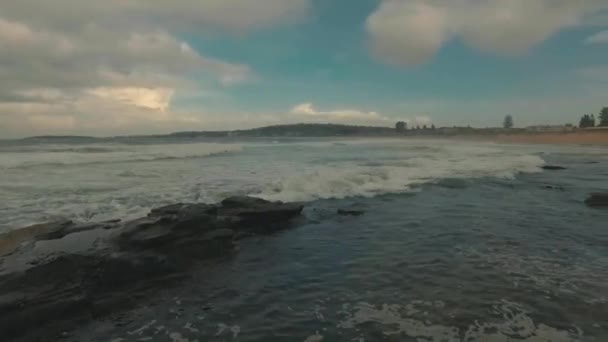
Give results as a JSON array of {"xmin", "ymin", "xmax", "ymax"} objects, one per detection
[{"xmin": 1, "ymin": 137, "xmax": 607, "ymax": 341}]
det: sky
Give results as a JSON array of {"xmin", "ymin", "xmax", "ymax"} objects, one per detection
[{"xmin": 1, "ymin": 0, "xmax": 608, "ymax": 138}]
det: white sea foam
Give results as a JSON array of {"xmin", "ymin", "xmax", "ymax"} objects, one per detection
[
  {"xmin": 258, "ymin": 144, "xmax": 545, "ymax": 202},
  {"xmin": 0, "ymin": 142, "xmax": 242, "ymax": 169},
  {"xmin": 338, "ymin": 300, "xmax": 583, "ymax": 341},
  {"xmin": 0, "ymin": 139, "xmax": 549, "ymax": 231}
]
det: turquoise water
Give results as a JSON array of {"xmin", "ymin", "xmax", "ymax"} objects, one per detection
[{"xmin": 1, "ymin": 138, "xmax": 607, "ymax": 340}]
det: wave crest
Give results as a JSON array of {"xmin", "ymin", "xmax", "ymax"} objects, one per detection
[
  {"xmin": 0, "ymin": 143, "xmax": 243, "ymax": 169},
  {"xmin": 258, "ymin": 152, "xmax": 544, "ymax": 202}
]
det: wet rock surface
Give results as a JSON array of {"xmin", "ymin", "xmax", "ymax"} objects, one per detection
[
  {"xmin": 541, "ymin": 165, "xmax": 567, "ymax": 170},
  {"xmin": 585, "ymin": 193, "xmax": 608, "ymax": 207},
  {"xmin": 337, "ymin": 209, "xmax": 365, "ymax": 216},
  {"xmin": 0, "ymin": 197, "xmax": 303, "ymax": 341}
]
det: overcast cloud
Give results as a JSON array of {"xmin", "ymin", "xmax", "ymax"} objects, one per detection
[
  {"xmin": 0, "ymin": 1, "xmax": 606, "ymax": 137},
  {"xmin": 367, "ymin": 0, "xmax": 608, "ymax": 65},
  {"xmin": 0, "ymin": 0, "xmax": 310, "ymax": 137}
]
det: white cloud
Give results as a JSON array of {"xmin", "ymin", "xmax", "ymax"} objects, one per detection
[
  {"xmin": 584, "ymin": 30, "xmax": 608, "ymax": 44},
  {"xmin": 367, "ymin": 0, "xmax": 608, "ymax": 66},
  {"xmin": 0, "ymin": 0, "xmax": 310, "ymax": 137},
  {"xmin": 88, "ymin": 87, "xmax": 175, "ymax": 111},
  {"xmin": 290, "ymin": 102, "xmax": 390, "ymax": 124},
  {"xmin": 0, "ymin": 0, "xmax": 311, "ymax": 33},
  {"xmin": 0, "ymin": 90, "xmax": 205, "ymax": 138},
  {"xmin": 367, "ymin": 2, "xmax": 448, "ymax": 66}
]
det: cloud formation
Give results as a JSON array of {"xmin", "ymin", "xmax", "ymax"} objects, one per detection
[
  {"xmin": 0, "ymin": 0, "xmax": 310, "ymax": 137},
  {"xmin": 584, "ymin": 30, "xmax": 608, "ymax": 44},
  {"xmin": 367, "ymin": 0, "xmax": 608, "ymax": 66},
  {"xmin": 290, "ymin": 103, "xmax": 390, "ymax": 125}
]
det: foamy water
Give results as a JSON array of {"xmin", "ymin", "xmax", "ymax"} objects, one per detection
[
  {"xmin": 4, "ymin": 137, "xmax": 607, "ymax": 341},
  {"xmin": 0, "ymin": 138, "xmax": 545, "ymax": 231}
]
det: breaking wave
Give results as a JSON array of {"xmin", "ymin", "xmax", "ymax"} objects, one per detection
[
  {"xmin": 257, "ymin": 148, "xmax": 545, "ymax": 202},
  {"xmin": 0, "ymin": 143, "xmax": 243, "ymax": 169}
]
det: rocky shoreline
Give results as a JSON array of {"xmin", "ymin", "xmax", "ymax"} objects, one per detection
[
  {"xmin": 1, "ymin": 185, "xmax": 606, "ymax": 341},
  {"xmin": 0, "ymin": 196, "xmax": 304, "ymax": 341}
]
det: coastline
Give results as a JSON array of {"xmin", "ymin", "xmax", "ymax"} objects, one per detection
[
  {"xmin": 492, "ymin": 130, "xmax": 608, "ymax": 145},
  {"xmin": 445, "ymin": 129, "xmax": 608, "ymax": 146}
]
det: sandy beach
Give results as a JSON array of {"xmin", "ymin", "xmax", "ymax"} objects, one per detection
[
  {"xmin": 496, "ymin": 130, "xmax": 608, "ymax": 145},
  {"xmin": 479, "ymin": 129, "xmax": 608, "ymax": 145}
]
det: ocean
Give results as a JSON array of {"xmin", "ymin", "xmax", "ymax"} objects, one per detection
[{"xmin": 1, "ymin": 137, "xmax": 607, "ymax": 341}]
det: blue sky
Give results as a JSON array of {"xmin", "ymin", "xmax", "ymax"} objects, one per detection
[
  {"xmin": 1, "ymin": 0, "xmax": 608, "ymax": 136},
  {"xmin": 182, "ymin": 0, "xmax": 608, "ymax": 128}
]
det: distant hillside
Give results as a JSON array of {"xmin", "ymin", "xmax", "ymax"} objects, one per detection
[
  {"xmin": 170, "ymin": 123, "xmax": 396, "ymax": 138},
  {"xmin": 20, "ymin": 135, "xmax": 104, "ymax": 143},
  {"xmin": 20, "ymin": 123, "xmax": 396, "ymax": 141}
]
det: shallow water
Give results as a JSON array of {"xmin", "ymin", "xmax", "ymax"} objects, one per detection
[{"xmin": 1, "ymin": 138, "xmax": 608, "ymax": 341}]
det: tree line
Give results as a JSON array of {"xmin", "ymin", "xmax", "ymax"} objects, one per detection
[
  {"xmin": 395, "ymin": 121, "xmax": 436, "ymax": 132},
  {"xmin": 579, "ymin": 107, "xmax": 608, "ymax": 128},
  {"xmin": 395, "ymin": 107, "xmax": 607, "ymax": 132}
]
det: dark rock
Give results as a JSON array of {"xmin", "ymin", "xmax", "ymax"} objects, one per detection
[
  {"xmin": 337, "ymin": 209, "xmax": 365, "ymax": 216},
  {"xmin": 0, "ymin": 253, "xmax": 182, "ymax": 340},
  {"xmin": 541, "ymin": 165, "xmax": 567, "ymax": 170},
  {"xmin": 0, "ymin": 196, "xmax": 305, "ymax": 340},
  {"xmin": 38, "ymin": 222, "xmax": 113, "ymax": 241},
  {"xmin": 221, "ymin": 196, "xmax": 269, "ymax": 208},
  {"xmin": 542, "ymin": 185, "xmax": 565, "ymax": 191},
  {"xmin": 149, "ymin": 203, "xmax": 188, "ymax": 216},
  {"xmin": 201, "ymin": 228, "xmax": 234, "ymax": 241},
  {"xmin": 117, "ymin": 197, "xmax": 302, "ymax": 252},
  {"xmin": 585, "ymin": 193, "xmax": 608, "ymax": 207},
  {"xmin": 218, "ymin": 196, "xmax": 304, "ymax": 232}
]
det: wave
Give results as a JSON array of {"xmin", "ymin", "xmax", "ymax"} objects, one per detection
[
  {"xmin": 256, "ymin": 151, "xmax": 545, "ymax": 202},
  {"xmin": 338, "ymin": 300, "xmax": 582, "ymax": 341},
  {"xmin": 0, "ymin": 143, "xmax": 243, "ymax": 169}
]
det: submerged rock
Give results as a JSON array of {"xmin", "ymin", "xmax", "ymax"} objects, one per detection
[
  {"xmin": 218, "ymin": 196, "xmax": 304, "ymax": 232},
  {"xmin": 0, "ymin": 220, "xmax": 73, "ymax": 256},
  {"xmin": 541, "ymin": 165, "xmax": 567, "ymax": 170},
  {"xmin": 337, "ymin": 209, "xmax": 365, "ymax": 216},
  {"xmin": 0, "ymin": 196, "xmax": 304, "ymax": 340},
  {"xmin": 585, "ymin": 193, "xmax": 608, "ymax": 207},
  {"xmin": 542, "ymin": 185, "xmax": 565, "ymax": 191},
  {"xmin": 0, "ymin": 253, "xmax": 181, "ymax": 340}
]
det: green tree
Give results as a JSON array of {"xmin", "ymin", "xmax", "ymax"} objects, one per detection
[
  {"xmin": 579, "ymin": 114, "xmax": 596, "ymax": 128},
  {"xmin": 431, "ymin": 124, "xmax": 436, "ymax": 130},
  {"xmin": 503, "ymin": 115, "xmax": 514, "ymax": 129},
  {"xmin": 423, "ymin": 125, "xmax": 428, "ymax": 130},
  {"xmin": 599, "ymin": 107, "xmax": 608, "ymax": 127},
  {"xmin": 395, "ymin": 121, "xmax": 406, "ymax": 133}
]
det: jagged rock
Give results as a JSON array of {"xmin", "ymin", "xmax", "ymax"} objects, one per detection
[
  {"xmin": 221, "ymin": 196, "xmax": 269, "ymax": 208},
  {"xmin": 337, "ymin": 209, "xmax": 365, "ymax": 216},
  {"xmin": 541, "ymin": 165, "xmax": 567, "ymax": 170},
  {"xmin": 585, "ymin": 193, "xmax": 608, "ymax": 207},
  {"xmin": 0, "ymin": 196, "xmax": 304, "ymax": 341},
  {"xmin": 218, "ymin": 196, "xmax": 304, "ymax": 231},
  {"xmin": 0, "ymin": 253, "xmax": 181, "ymax": 340},
  {"xmin": 117, "ymin": 197, "xmax": 301, "ymax": 249}
]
